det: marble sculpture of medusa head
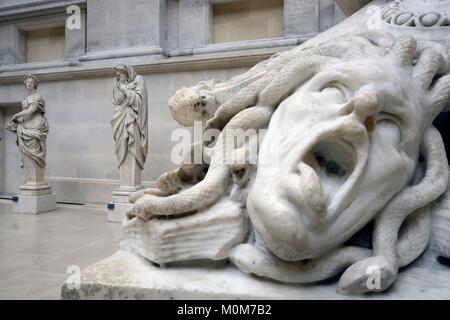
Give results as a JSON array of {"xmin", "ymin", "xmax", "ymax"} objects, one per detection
[{"xmin": 124, "ymin": 31, "xmax": 450, "ymax": 294}]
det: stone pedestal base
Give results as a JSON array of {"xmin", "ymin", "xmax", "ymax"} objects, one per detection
[
  {"xmin": 13, "ymin": 193, "xmax": 57, "ymax": 214},
  {"xmin": 113, "ymin": 153, "xmax": 144, "ymax": 198},
  {"xmin": 107, "ymin": 202, "xmax": 133, "ymax": 223},
  {"xmin": 112, "ymin": 188, "xmax": 143, "ymax": 201},
  {"xmin": 61, "ymin": 250, "xmax": 450, "ymax": 300},
  {"xmin": 109, "ymin": 152, "xmax": 147, "ymax": 223},
  {"xmin": 19, "ymin": 183, "xmax": 53, "ymax": 196},
  {"xmin": 111, "ymin": 194, "xmax": 133, "ymax": 203}
]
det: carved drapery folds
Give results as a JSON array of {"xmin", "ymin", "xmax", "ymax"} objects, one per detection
[{"xmin": 112, "ymin": 64, "xmax": 148, "ymax": 171}]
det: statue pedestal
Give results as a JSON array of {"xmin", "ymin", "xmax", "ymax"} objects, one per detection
[
  {"xmin": 61, "ymin": 250, "xmax": 450, "ymax": 300},
  {"xmin": 13, "ymin": 193, "xmax": 57, "ymax": 214},
  {"xmin": 14, "ymin": 160, "xmax": 57, "ymax": 214},
  {"xmin": 115, "ymin": 153, "xmax": 143, "ymax": 196},
  {"xmin": 107, "ymin": 202, "xmax": 133, "ymax": 223},
  {"xmin": 108, "ymin": 153, "xmax": 144, "ymax": 223}
]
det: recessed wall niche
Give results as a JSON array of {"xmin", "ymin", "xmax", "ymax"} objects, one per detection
[
  {"xmin": 212, "ymin": 0, "xmax": 284, "ymax": 43},
  {"xmin": 25, "ymin": 26, "xmax": 65, "ymax": 63}
]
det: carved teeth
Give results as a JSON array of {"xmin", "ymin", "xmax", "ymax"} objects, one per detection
[{"xmin": 298, "ymin": 162, "xmax": 328, "ymax": 219}]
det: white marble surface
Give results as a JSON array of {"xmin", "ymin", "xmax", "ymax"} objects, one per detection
[
  {"xmin": 61, "ymin": 250, "xmax": 450, "ymax": 300},
  {"xmin": 121, "ymin": 198, "xmax": 247, "ymax": 263}
]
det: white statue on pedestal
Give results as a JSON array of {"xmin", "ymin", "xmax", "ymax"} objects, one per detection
[
  {"xmin": 108, "ymin": 64, "xmax": 148, "ymax": 222},
  {"xmin": 7, "ymin": 75, "xmax": 48, "ymax": 172},
  {"xmin": 6, "ymin": 74, "xmax": 56, "ymax": 213},
  {"xmin": 111, "ymin": 64, "xmax": 148, "ymax": 197}
]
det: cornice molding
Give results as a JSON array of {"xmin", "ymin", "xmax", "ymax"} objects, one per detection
[
  {"xmin": 0, "ymin": 0, "xmax": 86, "ymax": 21},
  {"xmin": 0, "ymin": 46, "xmax": 295, "ymax": 85},
  {"xmin": 381, "ymin": 0, "xmax": 450, "ymax": 27}
]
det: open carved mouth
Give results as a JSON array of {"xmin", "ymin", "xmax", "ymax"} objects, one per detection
[
  {"xmin": 304, "ymin": 140, "xmax": 357, "ymax": 199},
  {"xmin": 290, "ymin": 129, "xmax": 367, "ymax": 225}
]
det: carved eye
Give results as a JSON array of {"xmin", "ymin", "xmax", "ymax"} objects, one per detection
[
  {"xmin": 377, "ymin": 111, "xmax": 402, "ymax": 126},
  {"xmin": 377, "ymin": 112, "xmax": 402, "ymax": 145},
  {"xmin": 319, "ymin": 82, "xmax": 349, "ymax": 103}
]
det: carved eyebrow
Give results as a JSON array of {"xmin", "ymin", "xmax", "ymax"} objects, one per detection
[
  {"xmin": 314, "ymin": 69, "xmax": 354, "ymax": 84},
  {"xmin": 378, "ymin": 92, "xmax": 412, "ymax": 128},
  {"xmin": 319, "ymin": 80, "xmax": 354, "ymax": 103},
  {"xmin": 378, "ymin": 111, "xmax": 402, "ymax": 124}
]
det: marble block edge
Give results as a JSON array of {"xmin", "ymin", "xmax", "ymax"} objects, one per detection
[
  {"xmin": 13, "ymin": 193, "xmax": 57, "ymax": 214},
  {"xmin": 60, "ymin": 250, "xmax": 450, "ymax": 300}
]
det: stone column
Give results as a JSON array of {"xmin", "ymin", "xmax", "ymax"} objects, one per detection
[
  {"xmin": 178, "ymin": 0, "xmax": 211, "ymax": 48},
  {"xmin": 283, "ymin": 0, "xmax": 319, "ymax": 37},
  {"xmin": 335, "ymin": 0, "xmax": 371, "ymax": 17}
]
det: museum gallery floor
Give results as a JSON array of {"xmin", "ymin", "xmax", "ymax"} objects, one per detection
[
  {"xmin": 0, "ymin": 200, "xmax": 449, "ymax": 300},
  {"xmin": 0, "ymin": 201, "xmax": 120, "ymax": 300}
]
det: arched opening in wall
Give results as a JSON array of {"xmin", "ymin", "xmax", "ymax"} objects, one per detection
[{"xmin": 434, "ymin": 112, "xmax": 450, "ymax": 161}]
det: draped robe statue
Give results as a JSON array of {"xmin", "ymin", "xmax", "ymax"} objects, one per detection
[
  {"xmin": 6, "ymin": 74, "xmax": 51, "ymax": 196},
  {"xmin": 111, "ymin": 64, "xmax": 148, "ymax": 198}
]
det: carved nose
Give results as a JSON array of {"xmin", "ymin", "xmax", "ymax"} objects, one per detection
[{"xmin": 339, "ymin": 90, "xmax": 378, "ymax": 133}]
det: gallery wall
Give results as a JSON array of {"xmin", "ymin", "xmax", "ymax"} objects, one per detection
[{"xmin": 0, "ymin": 67, "xmax": 246, "ymax": 203}]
